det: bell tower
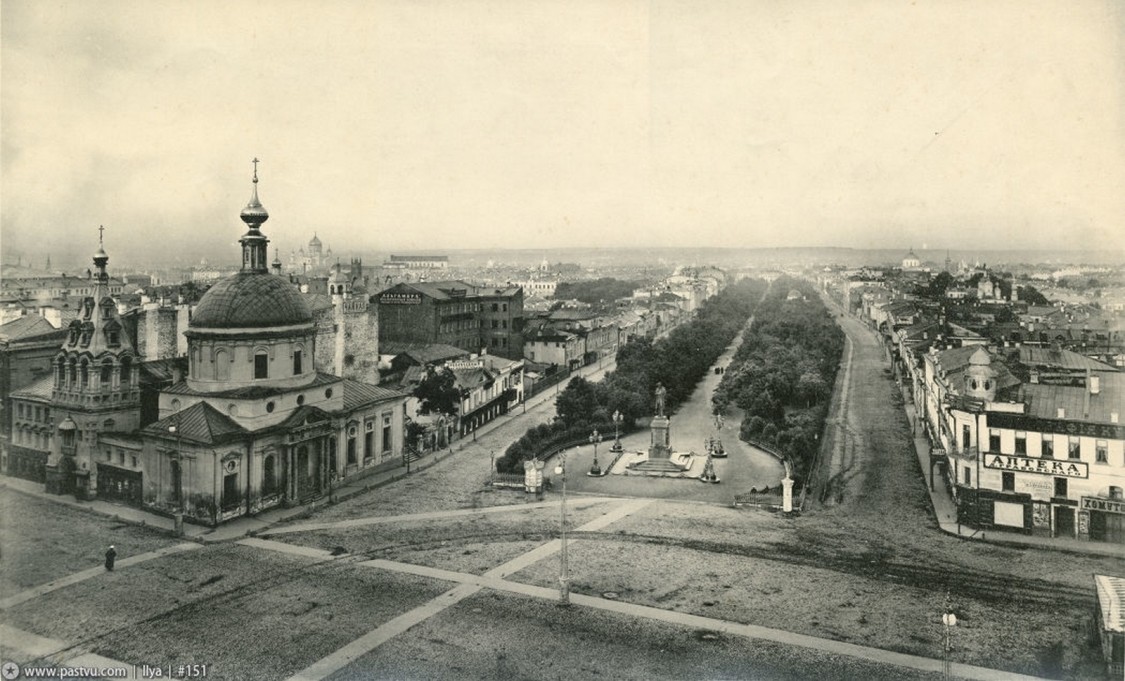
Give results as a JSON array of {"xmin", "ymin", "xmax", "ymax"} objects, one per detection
[{"xmin": 47, "ymin": 228, "xmax": 140, "ymax": 499}]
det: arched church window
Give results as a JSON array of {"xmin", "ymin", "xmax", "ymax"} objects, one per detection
[
  {"xmin": 101, "ymin": 359, "xmax": 113, "ymax": 386},
  {"xmin": 68, "ymin": 358, "xmax": 77, "ymax": 386},
  {"xmin": 293, "ymin": 348, "xmax": 303, "ymax": 376},
  {"xmin": 215, "ymin": 349, "xmax": 230, "ymax": 381},
  {"xmin": 79, "ymin": 360, "xmax": 89, "ymax": 389},
  {"xmin": 120, "ymin": 356, "xmax": 131, "ymax": 384}
]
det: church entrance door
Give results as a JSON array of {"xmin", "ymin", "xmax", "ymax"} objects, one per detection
[{"xmin": 296, "ymin": 445, "xmax": 321, "ymax": 504}]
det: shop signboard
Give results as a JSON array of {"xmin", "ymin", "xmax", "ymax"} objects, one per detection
[
  {"xmin": 984, "ymin": 454, "xmax": 1088, "ymax": 478},
  {"xmin": 1082, "ymin": 497, "xmax": 1125, "ymax": 515},
  {"xmin": 380, "ymin": 291, "xmax": 423, "ymax": 305}
]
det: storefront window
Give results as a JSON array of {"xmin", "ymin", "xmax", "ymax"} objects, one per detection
[
  {"xmin": 1067, "ymin": 437, "xmax": 1081, "ymax": 460},
  {"xmin": 1014, "ymin": 432, "xmax": 1026, "ymax": 454},
  {"xmin": 989, "ymin": 430, "xmax": 1001, "ymax": 453},
  {"xmin": 1041, "ymin": 435, "xmax": 1054, "ymax": 458},
  {"xmin": 1096, "ymin": 441, "xmax": 1108, "ymax": 464},
  {"xmin": 1001, "ymin": 472, "xmax": 1014, "ymax": 492}
]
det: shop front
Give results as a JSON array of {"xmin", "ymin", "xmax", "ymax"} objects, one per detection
[{"xmin": 1082, "ymin": 496, "xmax": 1125, "ymax": 545}]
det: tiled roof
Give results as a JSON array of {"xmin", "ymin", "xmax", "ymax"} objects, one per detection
[
  {"xmin": 1016, "ymin": 372, "xmax": 1124, "ymax": 424},
  {"xmin": 342, "ymin": 379, "xmax": 409, "ymax": 410},
  {"xmin": 190, "ymin": 272, "xmax": 312, "ymax": 328},
  {"xmin": 144, "ymin": 402, "xmax": 247, "ymax": 445},
  {"xmin": 0, "ymin": 316, "xmax": 56, "ymax": 341},
  {"xmin": 10, "ymin": 375, "xmax": 54, "ymax": 401}
]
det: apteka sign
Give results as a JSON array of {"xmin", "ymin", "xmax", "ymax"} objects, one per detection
[{"xmin": 984, "ymin": 454, "xmax": 1088, "ymax": 479}]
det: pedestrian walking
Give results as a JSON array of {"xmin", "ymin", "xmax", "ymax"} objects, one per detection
[{"xmin": 105, "ymin": 545, "xmax": 117, "ymax": 571}]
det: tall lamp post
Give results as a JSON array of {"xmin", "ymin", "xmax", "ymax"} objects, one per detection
[
  {"xmin": 588, "ymin": 429, "xmax": 603, "ymax": 476},
  {"xmin": 610, "ymin": 410, "xmax": 623, "ymax": 453},
  {"xmin": 942, "ymin": 593, "xmax": 957, "ymax": 680},
  {"xmin": 554, "ymin": 451, "xmax": 569, "ymax": 605},
  {"xmin": 167, "ymin": 421, "xmax": 184, "ymax": 538}
]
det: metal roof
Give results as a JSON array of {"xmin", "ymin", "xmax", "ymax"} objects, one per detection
[
  {"xmin": 341, "ymin": 379, "xmax": 409, "ymax": 410},
  {"xmin": 145, "ymin": 402, "xmax": 247, "ymax": 445},
  {"xmin": 1017, "ymin": 373, "xmax": 1124, "ymax": 424},
  {"xmin": 1019, "ymin": 346, "xmax": 1116, "ymax": 372}
]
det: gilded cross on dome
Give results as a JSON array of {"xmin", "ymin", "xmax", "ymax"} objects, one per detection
[{"xmin": 252, "ymin": 157, "xmax": 260, "ymax": 183}]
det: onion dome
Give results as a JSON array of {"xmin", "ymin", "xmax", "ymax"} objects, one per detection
[
  {"xmin": 190, "ymin": 272, "xmax": 312, "ymax": 329},
  {"xmin": 240, "ymin": 158, "xmax": 269, "ymax": 227},
  {"xmin": 309, "ymin": 233, "xmax": 322, "ymax": 247}
]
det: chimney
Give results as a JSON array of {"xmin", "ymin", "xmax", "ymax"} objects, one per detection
[
  {"xmin": 1112, "ymin": 412, "xmax": 1119, "ymax": 424},
  {"xmin": 1029, "ymin": 370, "xmax": 1039, "ymax": 384},
  {"xmin": 172, "ymin": 363, "xmax": 183, "ymax": 384},
  {"xmin": 1089, "ymin": 375, "xmax": 1100, "ymax": 395},
  {"xmin": 1056, "ymin": 407, "xmax": 1065, "ymax": 419}
]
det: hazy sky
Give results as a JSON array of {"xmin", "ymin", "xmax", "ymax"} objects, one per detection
[{"xmin": 2, "ymin": 0, "xmax": 1123, "ymax": 269}]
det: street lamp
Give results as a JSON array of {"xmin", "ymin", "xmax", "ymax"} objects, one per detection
[
  {"xmin": 167, "ymin": 422, "xmax": 184, "ymax": 538},
  {"xmin": 490, "ymin": 449, "xmax": 495, "ymax": 484},
  {"xmin": 554, "ymin": 451, "xmax": 569, "ymax": 605},
  {"xmin": 942, "ymin": 593, "xmax": 957, "ymax": 679},
  {"xmin": 588, "ymin": 429, "xmax": 603, "ymax": 476},
  {"xmin": 610, "ymin": 410, "xmax": 624, "ymax": 453}
]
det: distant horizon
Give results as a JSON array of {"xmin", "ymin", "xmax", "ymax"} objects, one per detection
[{"xmin": 3, "ymin": 243, "xmax": 1121, "ymax": 276}]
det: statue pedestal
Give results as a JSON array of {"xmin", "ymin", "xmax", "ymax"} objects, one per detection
[
  {"xmin": 627, "ymin": 415, "xmax": 687, "ymax": 473},
  {"xmin": 782, "ymin": 477, "xmax": 794, "ymax": 512}
]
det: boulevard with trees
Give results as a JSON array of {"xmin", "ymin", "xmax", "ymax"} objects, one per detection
[
  {"xmin": 712, "ymin": 276, "xmax": 844, "ymax": 486},
  {"xmin": 496, "ymin": 278, "xmax": 768, "ymax": 473}
]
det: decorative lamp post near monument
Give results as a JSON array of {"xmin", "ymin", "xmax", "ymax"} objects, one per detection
[
  {"xmin": 588, "ymin": 429, "xmax": 603, "ymax": 476},
  {"xmin": 610, "ymin": 410, "xmax": 624, "ymax": 453},
  {"xmin": 554, "ymin": 451, "xmax": 570, "ymax": 605},
  {"xmin": 942, "ymin": 593, "xmax": 957, "ymax": 680}
]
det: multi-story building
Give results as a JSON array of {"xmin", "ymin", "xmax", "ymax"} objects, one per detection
[
  {"xmin": 921, "ymin": 344, "xmax": 1124, "ymax": 543},
  {"xmin": 377, "ymin": 281, "xmax": 524, "ymax": 360}
]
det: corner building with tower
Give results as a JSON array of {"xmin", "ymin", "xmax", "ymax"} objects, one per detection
[{"xmin": 30, "ymin": 164, "xmax": 409, "ymax": 526}]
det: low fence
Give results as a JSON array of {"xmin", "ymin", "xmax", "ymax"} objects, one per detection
[{"xmin": 733, "ymin": 490, "xmax": 784, "ymax": 511}]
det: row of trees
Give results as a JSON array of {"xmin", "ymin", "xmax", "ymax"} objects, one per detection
[
  {"xmin": 712, "ymin": 277, "xmax": 844, "ymax": 483},
  {"xmin": 496, "ymin": 278, "xmax": 768, "ymax": 473}
]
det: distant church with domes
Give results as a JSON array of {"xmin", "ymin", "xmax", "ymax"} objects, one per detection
[{"xmin": 12, "ymin": 161, "xmax": 409, "ymax": 526}]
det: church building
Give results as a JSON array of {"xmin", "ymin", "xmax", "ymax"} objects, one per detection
[{"xmin": 23, "ymin": 162, "xmax": 409, "ymax": 526}]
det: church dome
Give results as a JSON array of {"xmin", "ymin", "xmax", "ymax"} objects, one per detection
[
  {"xmin": 309, "ymin": 234, "xmax": 322, "ymax": 247},
  {"xmin": 191, "ymin": 272, "xmax": 312, "ymax": 329}
]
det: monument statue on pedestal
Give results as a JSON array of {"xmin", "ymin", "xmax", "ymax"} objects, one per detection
[{"xmin": 627, "ymin": 382, "xmax": 687, "ymax": 474}]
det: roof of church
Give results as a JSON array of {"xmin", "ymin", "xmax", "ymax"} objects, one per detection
[
  {"xmin": 145, "ymin": 402, "xmax": 247, "ymax": 445},
  {"xmin": 190, "ymin": 272, "xmax": 313, "ymax": 329}
]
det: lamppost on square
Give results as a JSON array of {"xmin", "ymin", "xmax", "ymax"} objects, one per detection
[
  {"xmin": 554, "ymin": 451, "xmax": 569, "ymax": 605},
  {"xmin": 167, "ymin": 420, "xmax": 184, "ymax": 538},
  {"xmin": 588, "ymin": 429, "xmax": 603, "ymax": 476},
  {"xmin": 610, "ymin": 410, "xmax": 624, "ymax": 453}
]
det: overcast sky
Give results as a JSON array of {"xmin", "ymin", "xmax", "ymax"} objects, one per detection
[{"xmin": 2, "ymin": 0, "xmax": 1123, "ymax": 269}]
